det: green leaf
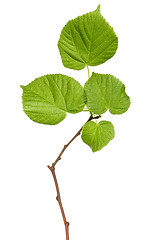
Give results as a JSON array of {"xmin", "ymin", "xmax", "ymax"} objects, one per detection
[
  {"xmin": 84, "ymin": 73, "xmax": 130, "ymax": 115},
  {"xmin": 58, "ymin": 5, "xmax": 118, "ymax": 70},
  {"xmin": 81, "ymin": 120, "xmax": 115, "ymax": 152},
  {"xmin": 21, "ymin": 74, "xmax": 85, "ymax": 125}
]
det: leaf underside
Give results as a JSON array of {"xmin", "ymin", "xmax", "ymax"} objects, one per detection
[
  {"xmin": 21, "ymin": 74, "xmax": 85, "ymax": 125},
  {"xmin": 84, "ymin": 73, "xmax": 130, "ymax": 115},
  {"xmin": 81, "ymin": 120, "xmax": 115, "ymax": 152},
  {"xmin": 58, "ymin": 5, "xmax": 118, "ymax": 70}
]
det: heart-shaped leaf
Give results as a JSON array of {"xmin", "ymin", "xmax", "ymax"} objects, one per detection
[
  {"xmin": 84, "ymin": 73, "xmax": 130, "ymax": 115},
  {"xmin": 81, "ymin": 120, "xmax": 115, "ymax": 152},
  {"xmin": 21, "ymin": 74, "xmax": 85, "ymax": 125},
  {"xmin": 58, "ymin": 5, "xmax": 118, "ymax": 70}
]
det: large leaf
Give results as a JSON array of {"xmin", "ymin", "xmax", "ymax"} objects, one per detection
[
  {"xmin": 21, "ymin": 74, "xmax": 85, "ymax": 125},
  {"xmin": 81, "ymin": 120, "xmax": 115, "ymax": 152},
  {"xmin": 84, "ymin": 73, "xmax": 130, "ymax": 115},
  {"xmin": 58, "ymin": 5, "xmax": 118, "ymax": 70}
]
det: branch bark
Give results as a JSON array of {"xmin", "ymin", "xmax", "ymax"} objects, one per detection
[
  {"xmin": 47, "ymin": 114, "xmax": 101, "ymax": 240},
  {"xmin": 47, "ymin": 165, "xmax": 69, "ymax": 240},
  {"xmin": 51, "ymin": 114, "xmax": 101, "ymax": 168}
]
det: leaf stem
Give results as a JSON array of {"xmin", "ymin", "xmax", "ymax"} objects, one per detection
[
  {"xmin": 87, "ymin": 65, "xmax": 90, "ymax": 79},
  {"xmin": 47, "ymin": 114, "xmax": 101, "ymax": 240}
]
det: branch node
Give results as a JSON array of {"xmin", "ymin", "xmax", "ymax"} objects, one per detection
[
  {"xmin": 50, "ymin": 165, "xmax": 55, "ymax": 170},
  {"xmin": 47, "ymin": 165, "xmax": 55, "ymax": 171}
]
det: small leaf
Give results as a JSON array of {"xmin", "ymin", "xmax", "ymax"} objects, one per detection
[
  {"xmin": 21, "ymin": 74, "xmax": 85, "ymax": 125},
  {"xmin": 81, "ymin": 120, "xmax": 115, "ymax": 152},
  {"xmin": 84, "ymin": 73, "xmax": 130, "ymax": 115},
  {"xmin": 58, "ymin": 5, "xmax": 118, "ymax": 70}
]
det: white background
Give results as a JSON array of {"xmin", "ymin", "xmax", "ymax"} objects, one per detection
[{"xmin": 0, "ymin": 0, "xmax": 160, "ymax": 239}]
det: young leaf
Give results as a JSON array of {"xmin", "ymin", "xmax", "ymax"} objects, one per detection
[
  {"xmin": 21, "ymin": 74, "xmax": 85, "ymax": 125},
  {"xmin": 58, "ymin": 5, "xmax": 118, "ymax": 70},
  {"xmin": 81, "ymin": 120, "xmax": 115, "ymax": 152},
  {"xmin": 84, "ymin": 73, "xmax": 130, "ymax": 115}
]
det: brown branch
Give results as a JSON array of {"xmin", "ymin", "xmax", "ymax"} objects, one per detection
[
  {"xmin": 47, "ymin": 165, "xmax": 69, "ymax": 240},
  {"xmin": 51, "ymin": 114, "xmax": 101, "ymax": 168},
  {"xmin": 47, "ymin": 114, "xmax": 101, "ymax": 240}
]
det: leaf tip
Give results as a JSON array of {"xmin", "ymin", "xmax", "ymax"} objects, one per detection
[
  {"xmin": 92, "ymin": 148, "xmax": 97, "ymax": 153},
  {"xmin": 20, "ymin": 85, "xmax": 24, "ymax": 90},
  {"xmin": 96, "ymin": 4, "xmax": 101, "ymax": 12}
]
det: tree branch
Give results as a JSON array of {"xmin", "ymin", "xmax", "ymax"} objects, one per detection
[
  {"xmin": 47, "ymin": 165, "xmax": 69, "ymax": 240},
  {"xmin": 47, "ymin": 114, "xmax": 101, "ymax": 240},
  {"xmin": 51, "ymin": 114, "xmax": 101, "ymax": 168}
]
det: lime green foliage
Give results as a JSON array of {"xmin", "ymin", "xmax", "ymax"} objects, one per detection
[
  {"xmin": 84, "ymin": 73, "xmax": 130, "ymax": 115},
  {"xmin": 21, "ymin": 74, "xmax": 85, "ymax": 125},
  {"xmin": 21, "ymin": 5, "xmax": 130, "ymax": 152},
  {"xmin": 81, "ymin": 121, "xmax": 115, "ymax": 152},
  {"xmin": 58, "ymin": 5, "xmax": 118, "ymax": 70}
]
